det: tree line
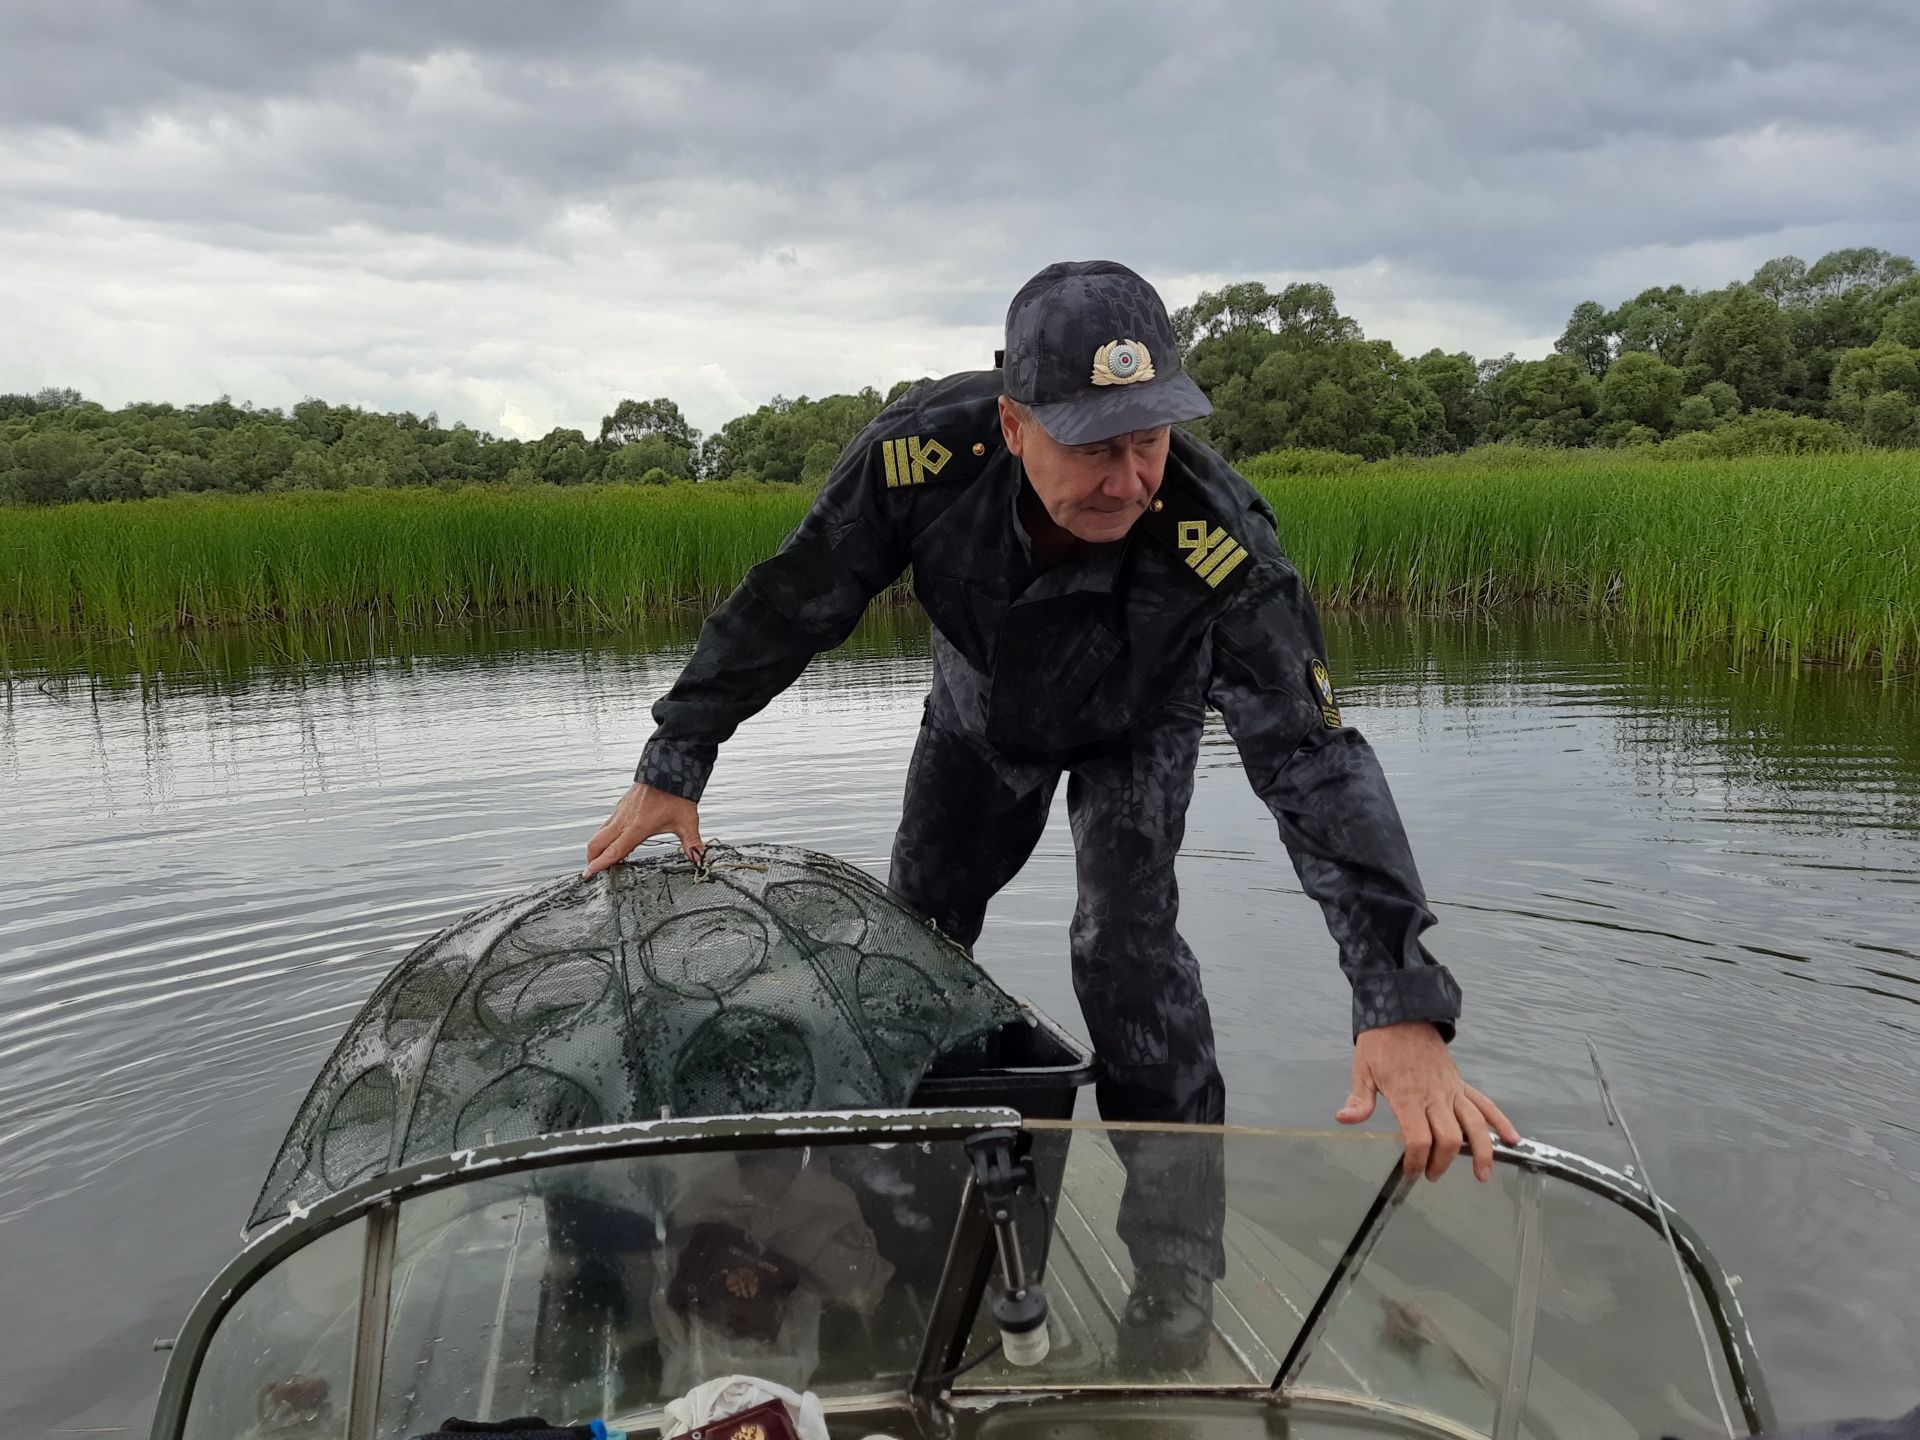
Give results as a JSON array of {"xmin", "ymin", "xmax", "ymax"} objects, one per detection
[
  {"xmin": 1177, "ymin": 245, "xmax": 1919, "ymax": 458},
  {"xmin": 5, "ymin": 246, "xmax": 1918, "ymax": 506},
  {"xmin": 0, "ymin": 384, "xmax": 919, "ymax": 506}
]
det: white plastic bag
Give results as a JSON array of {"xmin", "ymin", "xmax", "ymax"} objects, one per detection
[{"xmin": 660, "ymin": 1375, "xmax": 828, "ymax": 1440}]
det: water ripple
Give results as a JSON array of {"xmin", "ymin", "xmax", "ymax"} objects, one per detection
[{"xmin": 1, "ymin": 614, "xmax": 1917, "ymax": 1431}]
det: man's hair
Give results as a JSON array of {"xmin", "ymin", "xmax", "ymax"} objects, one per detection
[{"xmin": 998, "ymin": 397, "xmax": 1044, "ymax": 432}]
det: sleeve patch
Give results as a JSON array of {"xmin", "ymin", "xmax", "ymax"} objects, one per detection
[
  {"xmin": 1310, "ymin": 657, "xmax": 1342, "ymax": 727},
  {"xmin": 874, "ymin": 432, "xmax": 993, "ymax": 490}
]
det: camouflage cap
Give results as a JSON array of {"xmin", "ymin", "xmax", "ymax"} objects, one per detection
[{"xmin": 1002, "ymin": 260, "xmax": 1212, "ymax": 445}]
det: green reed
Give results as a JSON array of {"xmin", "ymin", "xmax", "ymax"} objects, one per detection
[
  {"xmin": 3, "ymin": 452, "xmax": 1916, "ymax": 674},
  {"xmin": 1244, "ymin": 448, "xmax": 1920, "ymax": 676},
  {"xmin": 0, "ymin": 483, "xmax": 813, "ymax": 635}
]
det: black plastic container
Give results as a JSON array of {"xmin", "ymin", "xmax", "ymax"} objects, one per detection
[
  {"xmin": 858, "ymin": 1007, "xmax": 1095, "ymax": 1312},
  {"xmin": 909, "ymin": 1008, "xmax": 1097, "ymax": 1119}
]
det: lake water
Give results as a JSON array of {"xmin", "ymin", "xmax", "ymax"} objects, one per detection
[{"xmin": 2, "ymin": 611, "xmax": 1916, "ymax": 1434}]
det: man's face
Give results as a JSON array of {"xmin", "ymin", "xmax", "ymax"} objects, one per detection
[{"xmin": 999, "ymin": 395, "xmax": 1170, "ymax": 544}]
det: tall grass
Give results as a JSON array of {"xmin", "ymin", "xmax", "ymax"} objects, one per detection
[
  {"xmin": 0, "ymin": 482, "xmax": 812, "ymax": 634},
  {"xmin": 3, "ymin": 451, "xmax": 1916, "ymax": 673},
  {"xmin": 1241, "ymin": 447, "xmax": 1920, "ymax": 676}
]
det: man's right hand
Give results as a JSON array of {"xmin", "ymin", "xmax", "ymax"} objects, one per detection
[{"xmin": 583, "ymin": 782, "xmax": 704, "ymax": 876}]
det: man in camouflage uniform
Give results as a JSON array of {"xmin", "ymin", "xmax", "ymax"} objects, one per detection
[{"xmin": 588, "ymin": 261, "xmax": 1518, "ymax": 1365}]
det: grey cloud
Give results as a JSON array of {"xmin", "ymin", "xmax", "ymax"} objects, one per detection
[{"xmin": 2, "ymin": 1, "xmax": 1917, "ymax": 430}]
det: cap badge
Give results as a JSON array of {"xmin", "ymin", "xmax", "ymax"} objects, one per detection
[{"xmin": 1091, "ymin": 339, "xmax": 1155, "ymax": 387}]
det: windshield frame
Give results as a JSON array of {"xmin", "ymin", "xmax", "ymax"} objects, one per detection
[
  {"xmin": 1271, "ymin": 1135, "xmax": 1774, "ymax": 1434},
  {"xmin": 151, "ymin": 1115, "xmax": 1775, "ymax": 1440},
  {"xmin": 149, "ymin": 1106, "xmax": 1019, "ymax": 1440},
  {"xmin": 939, "ymin": 1122, "xmax": 1774, "ymax": 1438}
]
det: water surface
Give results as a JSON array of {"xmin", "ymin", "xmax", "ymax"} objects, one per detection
[{"xmin": 2, "ymin": 612, "xmax": 1916, "ymax": 1433}]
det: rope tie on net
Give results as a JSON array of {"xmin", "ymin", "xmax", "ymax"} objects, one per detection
[{"xmin": 684, "ymin": 842, "xmax": 767, "ymax": 884}]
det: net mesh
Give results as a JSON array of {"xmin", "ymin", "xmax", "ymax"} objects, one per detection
[{"xmin": 249, "ymin": 843, "xmax": 1024, "ymax": 1229}]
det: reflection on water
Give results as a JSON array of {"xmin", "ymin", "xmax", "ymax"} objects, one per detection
[{"xmin": 0, "ymin": 610, "xmax": 1916, "ymax": 1433}]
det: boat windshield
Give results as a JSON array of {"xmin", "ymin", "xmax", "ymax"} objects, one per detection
[
  {"xmin": 954, "ymin": 1120, "xmax": 1755, "ymax": 1440},
  {"xmin": 177, "ymin": 1121, "xmax": 985, "ymax": 1440},
  {"xmin": 166, "ymin": 1117, "xmax": 1759, "ymax": 1440}
]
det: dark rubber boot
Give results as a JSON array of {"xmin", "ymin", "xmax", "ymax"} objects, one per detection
[{"xmin": 1116, "ymin": 1263, "xmax": 1214, "ymax": 1371}]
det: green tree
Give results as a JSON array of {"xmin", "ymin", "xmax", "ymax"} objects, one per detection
[
  {"xmin": 1747, "ymin": 255, "xmax": 1809, "ymax": 306},
  {"xmin": 3, "ymin": 430, "xmax": 96, "ymax": 504},
  {"xmin": 603, "ymin": 437, "xmax": 693, "ymax": 483},
  {"xmin": 1177, "ymin": 283, "xmax": 1383, "ymax": 455},
  {"xmin": 1860, "ymin": 391, "xmax": 1918, "ymax": 446},
  {"xmin": 1597, "ymin": 351, "xmax": 1684, "ymax": 433},
  {"xmin": 598, "ymin": 397, "xmax": 701, "ymax": 477},
  {"xmin": 799, "ymin": 438, "xmax": 841, "ymax": 485},
  {"xmin": 211, "ymin": 421, "xmax": 298, "ymax": 492},
  {"xmin": 291, "ymin": 398, "xmax": 350, "ymax": 445},
  {"xmin": 1672, "ymin": 395, "xmax": 1718, "ymax": 433},
  {"xmin": 702, "ymin": 389, "xmax": 888, "ymax": 484},
  {"xmin": 1828, "ymin": 342, "xmax": 1920, "ymax": 445},
  {"xmin": 1699, "ymin": 381, "xmax": 1741, "ymax": 419},
  {"xmin": 188, "ymin": 397, "xmax": 250, "ymax": 431},
  {"xmin": 334, "ymin": 413, "xmax": 430, "ymax": 486},
  {"xmin": 1611, "ymin": 286, "xmax": 1700, "ymax": 361},
  {"xmin": 1480, "ymin": 356, "xmax": 1600, "ymax": 447},
  {"xmin": 1204, "ymin": 338, "xmax": 1443, "ymax": 460},
  {"xmin": 1875, "ymin": 277, "xmax": 1920, "ymax": 348},
  {"xmin": 275, "ymin": 448, "xmax": 346, "ymax": 491},
  {"xmin": 530, "ymin": 428, "xmax": 597, "ymax": 485},
  {"xmin": 1684, "ymin": 286, "xmax": 1795, "ymax": 410},
  {"xmin": 69, "ymin": 442, "xmax": 151, "ymax": 502},
  {"xmin": 1410, "ymin": 350, "xmax": 1482, "ymax": 450},
  {"xmin": 421, "ymin": 425, "xmax": 487, "ymax": 485},
  {"xmin": 143, "ymin": 450, "xmax": 217, "ymax": 496},
  {"xmin": 1172, "ymin": 281, "xmax": 1360, "ymax": 350},
  {"xmin": 1667, "ymin": 409, "xmax": 1855, "ymax": 456},
  {"xmin": 1733, "ymin": 250, "xmax": 1919, "ymax": 411},
  {"xmin": 1787, "ymin": 252, "xmax": 1913, "ymax": 408},
  {"xmin": 1803, "ymin": 246, "xmax": 1916, "ymax": 300},
  {"xmin": 1555, "ymin": 301, "xmax": 1613, "ymax": 375},
  {"xmin": 471, "ymin": 435, "xmax": 526, "ymax": 484}
]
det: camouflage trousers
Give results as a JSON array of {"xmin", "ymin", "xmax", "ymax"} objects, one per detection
[{"xmin": 888, "ymin": 692, "xmax": 1227, "ymax": 1278}]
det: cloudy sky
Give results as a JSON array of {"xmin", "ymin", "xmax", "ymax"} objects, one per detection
[{"xmin": 4, "ymin": 1, "xmax": 1918, "ymax": 439}]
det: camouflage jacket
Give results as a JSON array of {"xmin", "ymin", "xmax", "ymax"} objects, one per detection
[{"xmin": 637, "ymin": 371, "xmax": 1462, "ymax": 1037}]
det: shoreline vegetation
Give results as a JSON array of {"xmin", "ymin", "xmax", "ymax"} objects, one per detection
[
  {"xmin": 5, "ymin": 446, "xmax": 1915, "ymax": 677},
  {"xmin": 8, "ymin": 248, "xmax": 1920, "ymax": 511},
  {"xmin": 7, "ymin": 247, "xmax": 1919, "ymax": 676}
]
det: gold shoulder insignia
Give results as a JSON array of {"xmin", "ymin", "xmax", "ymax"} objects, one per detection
[
  {"xmin": 874, "ymin": 431, "xmax": 996, "ymax": 490},
  {"xmin": 1175, "ymin": 518, "xmax": 1250, "ymax": 587},
  {"xmin": 1142, "ymin": 487, "xmax": 1255, "ymax": 592}
]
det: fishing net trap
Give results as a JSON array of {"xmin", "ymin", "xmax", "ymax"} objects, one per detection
[{"xmin": 249, "ymin": 843, "xmax": 1026, "ymax": 1229}]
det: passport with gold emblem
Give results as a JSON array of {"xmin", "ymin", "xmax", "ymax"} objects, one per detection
[
  {"xmin": 664, "ymin": 1222, "xmax": 801, "ymax": 1342},
  {"xmin": 678, "ymin": 1398, "xmax": 801, "ymax": 1440}
]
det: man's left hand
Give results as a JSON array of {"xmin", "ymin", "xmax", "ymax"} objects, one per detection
[{"xmin": 1336, "ymin": 1021, "xmax": 1520, "ymax": 1182}]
